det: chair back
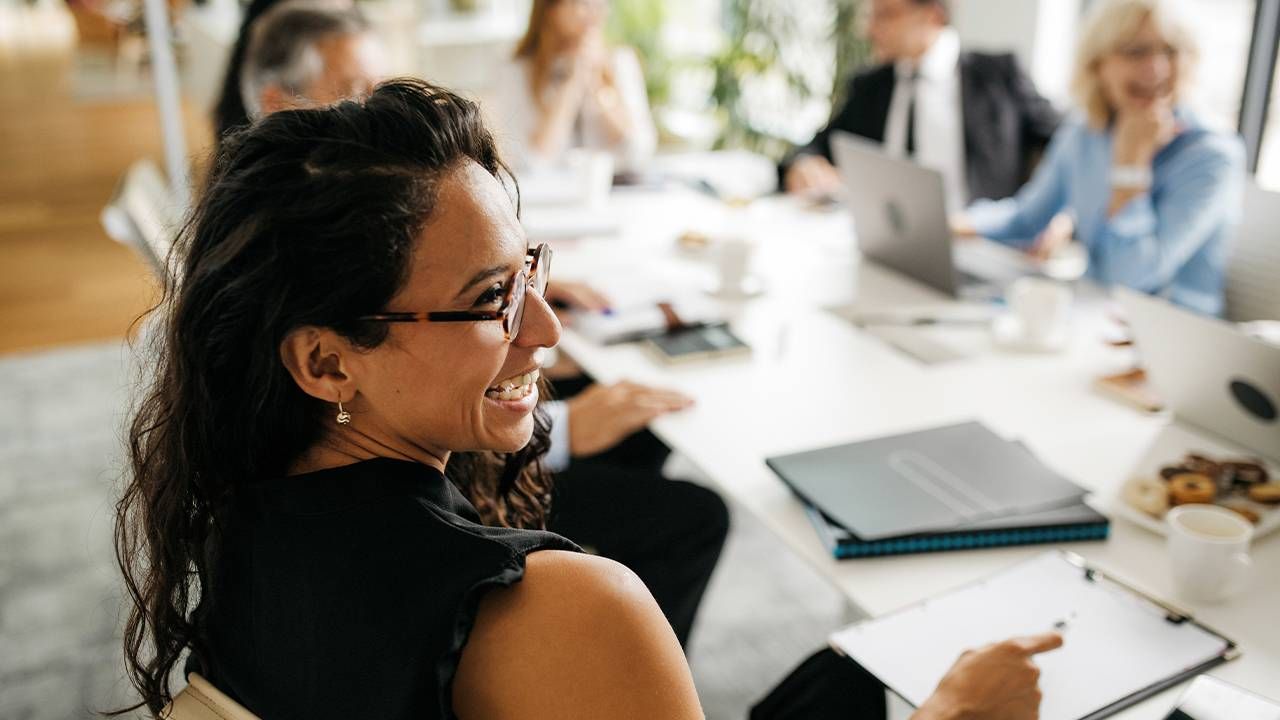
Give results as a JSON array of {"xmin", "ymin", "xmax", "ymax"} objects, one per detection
[
  {"xmin": 162, "ymin": 673, "xmax": 259, "ymax": 720},
  {"xmin": 1225, "ymin": 181, "xmax": 1280, "ymax": 322},
  {"xmin": 100, "ymin": 158, "xmax": 183, "ymax": 282}
]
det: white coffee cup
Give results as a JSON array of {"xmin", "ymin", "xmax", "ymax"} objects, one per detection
[
  {"xmin": 714, "ymin": 237, "xmax": 757, "ymax": 298},
  {"xmin": 1006, "ymin": 277, "xmax": 1072, "ymax": 348},
  {"xmin": 1166, "ymin": 504, "xmax": 1253, "ymax": 604},
  {"xmin": 566, "ymin": 149, "xmax": 614, "ymax": 208}
]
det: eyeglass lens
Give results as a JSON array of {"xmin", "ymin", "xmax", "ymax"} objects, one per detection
[
  {"xmin": 507, "ymin": 275, "xmax": 527, "ymax": 342},
  {"xmin": 508, "ymin": 246, "xmax": 552, "ymax": 342}
]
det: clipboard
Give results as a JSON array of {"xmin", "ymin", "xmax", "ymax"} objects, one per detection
[{"xmin": 830, "ymin": 551, "xmax": 1238, "ymax": 720}]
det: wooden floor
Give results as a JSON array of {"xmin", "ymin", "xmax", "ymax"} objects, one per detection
[{"xmin": 0, "ymin": 46, "xmax": 210, "ymax": 354}]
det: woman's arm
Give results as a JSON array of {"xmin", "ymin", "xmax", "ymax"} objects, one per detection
[
  {"xmin": 961, "ymin": 123, "xmax": 1075, "ymax": 247},
  {"xmin": 1093, "ymin": 134, "xmax": 1244, "ymax": 294},
  {"xmin": 529, "ymin": 66, "xmax": 589, "ymax": 161},
  {"xmin": 592, "ymin": 48, "xmax": 657, "ymax": 168},
  {"xmin": 453, "ymin": 550, "xmax": 703, "ymax": 720}
]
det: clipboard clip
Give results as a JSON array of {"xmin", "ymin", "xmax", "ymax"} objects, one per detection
[{"xmin": 1066, "ymin": 552, "xmax": 1192, "ymax": 625}]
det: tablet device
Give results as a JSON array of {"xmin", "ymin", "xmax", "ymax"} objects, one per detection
[
  {"xmin": 644, "ymin": 323, "xmax": 750, "ymax": 364},
  {"xmin": 1164, "ymin": 675, "xmax": 1280, "ymax": 720}
]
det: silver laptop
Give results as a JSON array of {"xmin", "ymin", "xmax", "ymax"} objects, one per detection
[
  {"xmin": 831, "ymin": 131, "xmax": 1022, "ymax": 298},
  {"xmin": 1119, "ymin": 287, "xmax": 1280, "ymax": 460}
]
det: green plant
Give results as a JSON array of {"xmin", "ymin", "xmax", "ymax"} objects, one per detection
[
  {"xmin": 606, "ymin": 0, "xmax": 672, "ymax": 108},
  {"xmin": 832, "ymin": 0, "xmax": 873, "ymax": 110},
  {"xmin": 705, "ymin": 0, "xmax": 871, "ymax": 159}
]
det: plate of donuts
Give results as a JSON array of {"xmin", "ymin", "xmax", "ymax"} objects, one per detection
[{"xmin": 1112, "ymin": 433, "xmax": 1280, "ymax": 539}]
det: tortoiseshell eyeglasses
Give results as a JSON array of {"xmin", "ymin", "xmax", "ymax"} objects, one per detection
[{"xmin": 358, "ymin": 244, "xmax": 552, "ymax": 342}]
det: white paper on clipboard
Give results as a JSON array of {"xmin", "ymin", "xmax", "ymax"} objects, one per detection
[{"xmin": 830, "ymin": 552, "xmax": 1236, "ymax": 720}]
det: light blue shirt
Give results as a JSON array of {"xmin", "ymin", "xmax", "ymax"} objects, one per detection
[{"xmin": 966, "ymin": 111, "xmax": 1244, "ymax": 316}]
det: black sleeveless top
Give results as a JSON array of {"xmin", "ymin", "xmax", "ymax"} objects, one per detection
[{"xmin": 185, "ymin": 458, "xmax": 578, "ymax": 719}]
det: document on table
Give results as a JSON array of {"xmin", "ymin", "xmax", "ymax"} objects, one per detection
[{"xmin": 830, "ymin": 552, "xmax": 1236, "ymax": 720}]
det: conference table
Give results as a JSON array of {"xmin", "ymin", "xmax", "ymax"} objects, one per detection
[{"xmin": 542, "ymin": 181, "xmax": 1280, "ymax": 718}]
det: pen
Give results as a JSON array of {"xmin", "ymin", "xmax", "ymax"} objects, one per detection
[{"xmin": 856, "ymin": 315, "xmax": 991, "ymax": 328}]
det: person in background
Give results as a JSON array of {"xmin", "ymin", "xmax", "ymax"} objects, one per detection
[
  {"xmin": 953, "ymin": 0, "xmax": 1244, "ymax": 317},
  {"xmin": 211, "ymin": 0, "xmax": 314, "ymax": 145},
  {"xmin": 237, "ymin": 0, "xmax": 383, "ymax": 123},
  {"xmin": 780, "ymin": 0, "xmax": 1059, "ymax": 211},
  {"xmin": 115, "ymin": 79, "xmax": 1062, "ymax": 718},
  {"xmin": 485, "ymin": 0, "xmax": 657, "ymax": 172},
  {"xmin": 228, "ymin": 1, "xmax": 728, "ymax": 648}
]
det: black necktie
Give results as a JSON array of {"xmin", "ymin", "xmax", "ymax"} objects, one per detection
[{"xmin": 904, "ymin": 72, "xmax": 919, "ymax": 158}]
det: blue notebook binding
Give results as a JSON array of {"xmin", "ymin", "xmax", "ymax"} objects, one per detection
[{"xmin": 803, "ymin": 502, "xmax": 1110, "ymax": 559}]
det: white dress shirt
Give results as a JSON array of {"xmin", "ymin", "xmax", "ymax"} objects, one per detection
[
  {"xmin": 485, "ymin": 47, "xmax": 657, "ymax": 173},
  {"xmin": 882, "ymin": 27, "xmax": 969, "ymax": 212},
  {"xmin": 543, "ymin": 399, "xmax": 572, "ymax": 473}
]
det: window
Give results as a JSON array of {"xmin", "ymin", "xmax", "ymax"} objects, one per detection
[
  {"xmin": 1257, "ymin": 60, "xmax": 1280, "ymax": 189},
  {"xmin": 1252, "ymin": 17, "xmax": 1280, "ymax": 190},
  {"xmin": 1183, "ymin": 0, "xmax": 1257, "ymax": 133}
]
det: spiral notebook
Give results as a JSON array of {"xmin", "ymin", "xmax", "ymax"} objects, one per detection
[
  {"xmin": 830, "ymin": 552, "xmax": 1237, "ymax": 720},
  {"xmin": 802, "ymin": 500, "xmax": 1108, "ymax": 559}
]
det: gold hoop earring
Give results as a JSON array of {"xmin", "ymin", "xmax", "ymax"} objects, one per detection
[{"xmin": 336, "ymin": 399, "xmax": 351, "ymax": 425}]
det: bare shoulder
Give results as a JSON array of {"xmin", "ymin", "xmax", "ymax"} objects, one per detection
[{"xmin": 452, "ymin": 550, "xmax": 703, "ymax": 720}]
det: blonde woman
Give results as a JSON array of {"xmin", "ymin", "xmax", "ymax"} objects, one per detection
[
  {"xmin": 955, "ymin": 0, "xmax": 1244, "ymax": 316},
  {"xmin": 485, "ymin": 0, "xmax": 657, "ymax": 172}
]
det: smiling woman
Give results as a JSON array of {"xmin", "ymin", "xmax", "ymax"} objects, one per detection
[
  {"xmin": 114, "ymin": 79, "xmax": 586, "ymax": 717},
  {"xmin": 960, "ymin": 0, "xmax": 1245, "ymax": 317}
]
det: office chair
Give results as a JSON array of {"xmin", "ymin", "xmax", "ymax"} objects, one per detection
[
  {"xmin": 162, "ymin": 673, "xmax": 259, "ymax": 720},
  {"xmin": 1225, "ymin": 181, "xmax": 1280, "ymax": 322},
  {"xmin": 100, "ymin": 158, "xmax": 183, "ymax": 284}
]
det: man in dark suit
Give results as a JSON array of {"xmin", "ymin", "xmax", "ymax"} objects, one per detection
[{"xmin": 782, "ymin": 0, "xmax": 1059, "ymax": 209}]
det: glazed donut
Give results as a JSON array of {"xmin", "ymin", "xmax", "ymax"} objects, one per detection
[
  {"xmin": 1224, "ymin": 460, "xmax": 1269, "ymax": 487},
  {"xmin": 1168, "ymin": 473, "xmax": 1217, "ymax": 506},
  {"xmin": 1124, "ymin": 476, "xmax": 1170, "ymax": 517},
  {"xmin": 1247, "ymin": 482, "xmax": 1280, "ymax": 504}
]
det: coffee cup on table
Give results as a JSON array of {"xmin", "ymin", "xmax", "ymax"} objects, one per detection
[
  {"xmin": 1004, "ymin": 277, "xmax": 1072, "ymax": 349},
  {"xmin": 565, "ymin": 149, "xmax": 614, "ymax": 207},
  {"xmin": 711, "ymin": 237, "xmax": 760, "ymax": 298},
  {"xmin": 1166, "ymin": 504, "xmax": 1253, "ymax": 605}
]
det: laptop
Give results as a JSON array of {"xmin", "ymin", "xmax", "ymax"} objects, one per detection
[
  {"xmin": 1119, "ymin": 287, "xmax": 1280, "ymax": 460},
  {"xmin": 831, "ymin": 131, "xmax": 1029, "ymax": 298}
]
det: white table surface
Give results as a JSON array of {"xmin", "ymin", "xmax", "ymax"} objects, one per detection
[{"xmin": 547, "ymin": 186, "xmax": 1280, "ymax": 718}]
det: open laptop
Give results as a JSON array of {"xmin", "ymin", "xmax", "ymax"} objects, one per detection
[
  {"xmin": 1119, "ymin": 287, "xmax": 1280, "ymax": 459},
  {"xmin": 831, "ymin": 131, "xmax": 1029, "ymax": 299}
]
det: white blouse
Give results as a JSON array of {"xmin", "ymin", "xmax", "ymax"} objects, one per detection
[{"xmin": 484, "ymin": 47, "xmax": 657, "ymax": 173}]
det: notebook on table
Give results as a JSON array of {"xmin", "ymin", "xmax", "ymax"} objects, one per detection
[
  {"xmin": 802, "ymin": 500, "xmax": 1108, "ymax": 559},
  {"xmin": 831, "ymin": 551, "xmax": 1237, "ymax": 720},
  {"xmin": 766, "ymin": 421, "xmax": 1094, "ymax": 542}
]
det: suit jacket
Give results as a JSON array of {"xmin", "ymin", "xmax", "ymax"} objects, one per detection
[{"xmin": 781, "ymin": 51, "xmax": 1060, "ymax": 202}]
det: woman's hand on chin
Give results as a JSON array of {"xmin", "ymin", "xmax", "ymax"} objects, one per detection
[{"xmin": 1112, "ymin": 99, "xmax": 1179, "ymax": 167}]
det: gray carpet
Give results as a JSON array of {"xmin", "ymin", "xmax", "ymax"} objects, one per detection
[
  {"xmin": 0, "ymin": 340, "xmax": 847, "ymax": 719},
  {"xmin": 0, "ymin": 342, "xmax": 140, "ymax": 718}
]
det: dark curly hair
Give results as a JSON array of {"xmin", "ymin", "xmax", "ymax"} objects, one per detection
[{"xmin": 114, "ymin": 78, "xmax": 553, "ymax": 716}]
